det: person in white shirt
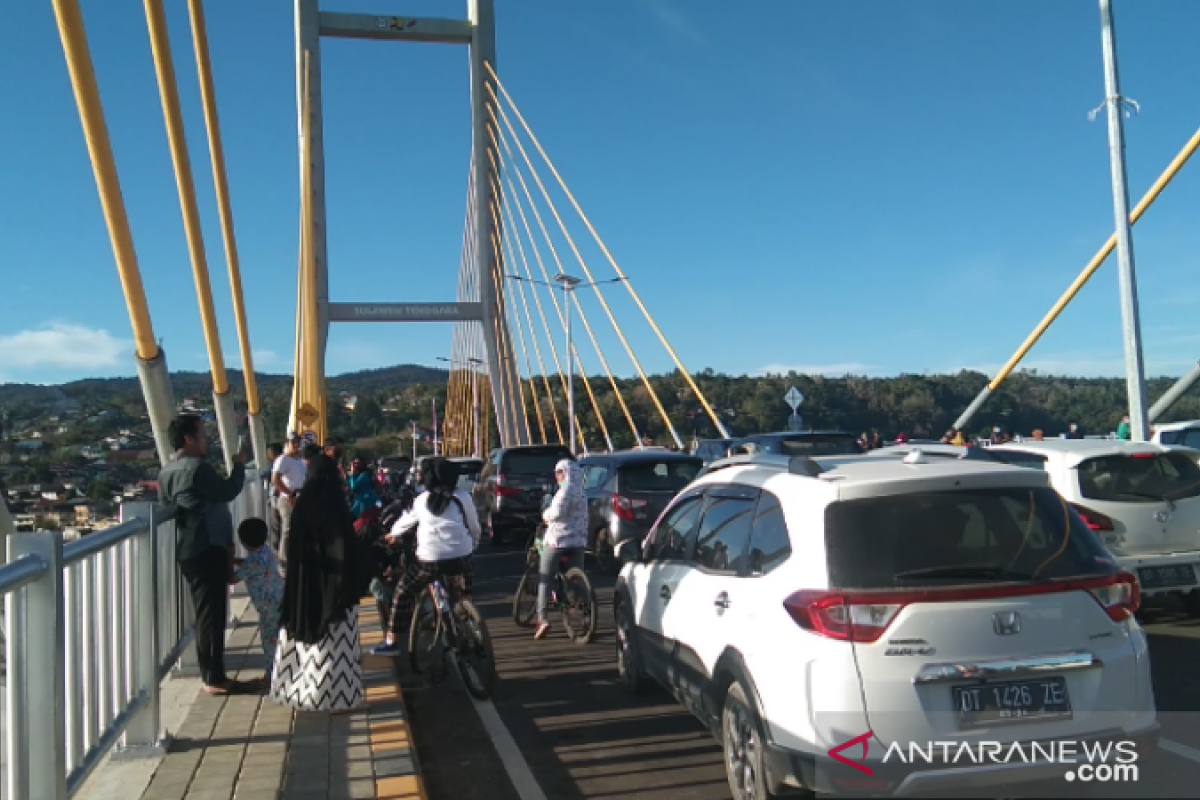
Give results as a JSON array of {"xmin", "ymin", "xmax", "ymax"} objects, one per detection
[
  {"xmin": 370, "ymin": 458, "xmax": 480, "ymax": 656},
  {"xmin": 271, "ymin": 433, "xmax": 307, "ymax": 573}
]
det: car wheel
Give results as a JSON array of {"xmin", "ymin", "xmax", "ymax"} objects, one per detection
[
  {"xmin": 615, "ymin": 601, "xmax": 644, "ymax": 694},
  {"xmin": 723, "ymin": 681, "xmax": 773, "ymax": 800},
  {"xmin": 594, "ymin": 527, "xmax": 618, "ymax": 575}
]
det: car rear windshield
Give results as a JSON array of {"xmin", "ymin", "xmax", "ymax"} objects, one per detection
[
  {"xmin": 618, "ymin": 459, "xmax": 702, "ymax": 493},
  {"xmin": 1077, "ymin": 452, "xmax": 1200, "ymax": 503},
  {"xmin": 503, "ymin": 448, "xmax": 573, "ymax": 475},
  {"xmin": 824, "ymin": 486, "xmax": 1114, "ymax": 589},
  {"xmin": 777, "ymin": 435, "xmax": 859, "ymax": 456}
]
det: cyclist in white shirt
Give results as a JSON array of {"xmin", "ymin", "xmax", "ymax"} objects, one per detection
[{"xmin": 370, "ymin": 458, "xmax": 480, "ymax": 656}]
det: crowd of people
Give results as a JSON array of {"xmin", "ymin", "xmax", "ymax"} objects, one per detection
[
  {"xmin": 156, "ymin": 415, "xmax": 589, "ymax": 714},
  {"xmin": 852, "ymin": 416, "xmax": 1129, "ymax": 451}
]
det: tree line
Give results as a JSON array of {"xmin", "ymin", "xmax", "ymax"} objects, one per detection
[{"xmin": 6, "ymin": 366, "xmax": 1198, "ymax": 458}]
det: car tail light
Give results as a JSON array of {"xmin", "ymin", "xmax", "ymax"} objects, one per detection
[
  {"xmin": 1086, "ymin": 572, "xmax": 1140, "ymax": 621},
  {"xmin": 1070, "ymin": 503, "xmax": 1114, "ymax": 531},
  {"xmin": 1130, "ymin": 452, "xmax": 1156, "ymax": 459},
  {"xmin": 612, "ymin": 494, "xmax": 648, "ymax": 521},
  {"xmin": 784, "ymin": 573, "xmax": 1141, "ymax": 642},
  {"xmin": 783, "ymin": 591, "xmax": 904, "ymax": 643},
  {"xmin": 494, "ymin": 474, "xmax": 522, "ymax": 497}
]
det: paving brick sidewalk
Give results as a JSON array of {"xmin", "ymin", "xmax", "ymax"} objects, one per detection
[{"xmin": 139, "ymin": 603, "xmax": 424, "ymax": 800}]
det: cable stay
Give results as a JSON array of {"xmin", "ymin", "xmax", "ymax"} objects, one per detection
[
  {"xmin": 490, "ymin": 104, "xmax": 677, "ymax": 447},
  {"xmin": 495, "ymin": 136, "xmax": 639, "ymax": 451},
  {"xmin": 492, "ymin": 156, "xmax": 612, "ymax": 451},
  {"xmin": 486, "ymin": 66, "xmax": 731, "ymax": 441},
  {"xmin": 487, "ymin": 165, "xmax": 588, "ymax": 451}
]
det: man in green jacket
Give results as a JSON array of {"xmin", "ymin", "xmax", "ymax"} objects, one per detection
[
  {"xmin": 1117, "ymin": 415, "xmax": 1131, "ymax": 441},
  {"xmin": 159, "ymin": 414, "xmax": 250, "ymax": 695}
]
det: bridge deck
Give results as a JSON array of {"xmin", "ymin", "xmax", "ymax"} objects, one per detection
[{"xmin": 104, "ymin": 603, "xmax": 421, "ymax": 800}]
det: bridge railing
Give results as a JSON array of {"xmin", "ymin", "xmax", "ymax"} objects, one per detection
[{"xmin": 1, "ymin": 469, "xmax": 266, "ymax": 800}]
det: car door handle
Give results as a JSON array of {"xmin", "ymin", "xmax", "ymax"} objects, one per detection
[
  {"xmin": 659, "ymin": 585, "xmax": 672, "ymax": 601},
  {"xmin": 714, "ymin": 592, "xmax": 731, "ymax": 611}
]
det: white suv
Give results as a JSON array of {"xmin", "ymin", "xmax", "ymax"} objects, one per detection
[
  {"xmin": 613, "ymin": 452, "xmax": 1157, "ymax": 798},
  {"xmin": 991, "ymin": 439, "xmax": 1200, "ymax": 612}
]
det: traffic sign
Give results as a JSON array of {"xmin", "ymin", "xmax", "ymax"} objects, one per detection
[
  {"xmin": 784, "ymin": 387, "xmax": 804, "ymax": 410},
  {"xmin": 787, "ymin": 414, "xmax": 804, "ymax": 432},
  {"xmin": 296, "ymin": 403, "xmax": 320, "ymax": 426}
]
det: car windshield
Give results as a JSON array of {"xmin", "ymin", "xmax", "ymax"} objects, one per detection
[
  {"xmin": 619, "ymin": 460, "xmax": 702, "ymax": 493},
  {"xmin": 824, "ymin": 486, "xmax": 1114, "ymax": 589},
  {"xmin": 776, "ymin": 434, "xmax": 859, "ymax": 456},
  {"xmin": 504, "ymin": 449, "xmax": 572, "ymax": 475},
  {"xmin": 1077, "ymin": 452, "xmax": 1200, "ymax": 503}
]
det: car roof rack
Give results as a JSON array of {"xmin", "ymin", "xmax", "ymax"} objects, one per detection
[{"xmin": 696, "ymin": 452, "xmax": 825, "ymax": 480}]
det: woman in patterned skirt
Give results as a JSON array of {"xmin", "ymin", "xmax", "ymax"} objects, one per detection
[{"xmin": 272, "ymin": 453, "xmax": 370, "ymax": 711}]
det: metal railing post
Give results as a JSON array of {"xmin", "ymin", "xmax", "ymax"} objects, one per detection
[
  {"xmin": 6, "ymin": 553, "xmax": 31, "ymax": 800},
  {"xmin": 116, "ymin": 505, "xmax": 168, "ymax": 756},
  {"xmin": 10, "ymin": 532, "xmax": 67, "ymax": 800}
]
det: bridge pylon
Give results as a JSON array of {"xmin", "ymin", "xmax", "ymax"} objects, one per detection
[{"xmin": 291, "ymin": 0, "xmax": 529, "ymax": 448}]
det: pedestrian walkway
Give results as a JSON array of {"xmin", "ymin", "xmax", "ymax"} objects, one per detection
[{"xmin": 133, "ymin": 601, "xmax": 424, "ymax": 800}]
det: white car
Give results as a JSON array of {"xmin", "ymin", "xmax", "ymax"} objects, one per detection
[
  {"xmin": 1151, "ymin": 419, "xmax": 1200, "ymax": 449},
  {"xmin": 991, "ymin": 439, "xmax": 1200, "ymax": 612},
  {"xmin": 613, "ymin": 452, "xmax": 1156, "ymax": 798}
]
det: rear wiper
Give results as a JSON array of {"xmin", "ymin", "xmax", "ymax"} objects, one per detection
[{"xmin": 893, "ymin": 566, "xmax": 1037, "ymax": 582}]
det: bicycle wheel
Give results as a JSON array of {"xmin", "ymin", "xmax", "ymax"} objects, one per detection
[
  {"xmin": 453, "ymin": 599, "xmax": 497, "ymax": 700},
  {"xmin": 560, "ymin": 567, "xmax": 597, "ymax": 644},
  {"xmin": 408, "ymin": 590, "xmax": 444, "ymax": 674},
  {"xmin": 511, "ymin": 566, "xmax": 539, "ymax": 627}
]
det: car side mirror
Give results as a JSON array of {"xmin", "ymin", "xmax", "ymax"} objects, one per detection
[{"xmin": 615, "ymin": 538, "xmax": 641, "ymax": 566}]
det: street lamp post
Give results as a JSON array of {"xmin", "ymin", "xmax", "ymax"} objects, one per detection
[
  {"xmin": 438, "ymin": 355, "xmax": 484, "ymax": 457},
  {"xmin": 508, "ymin": 272, "xmax": 623, "ymax": 456}
]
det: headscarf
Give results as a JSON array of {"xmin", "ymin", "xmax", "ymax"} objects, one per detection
[
  {"xmin": 279, "ymin": 454, "xmax": 367, "ymax": 644},
  {"xmin": 555, "ymin": 459, "xmax": 583, "ymax": 499},
  {"xmin": 422, "ymin": 458, "xmax": 460, "ymax": 516},
  {"xmin": 543, "ymin": 458, "xmax": 587, "ymax": 550}
]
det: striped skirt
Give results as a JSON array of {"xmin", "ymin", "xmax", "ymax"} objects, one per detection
[{"xmin": 271, "ymin": 607, "xmax": 364, "ymax": 711}]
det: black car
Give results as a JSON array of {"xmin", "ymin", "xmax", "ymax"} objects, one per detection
[
  {"xmin": 473, "ymin": 444, "xmax": 574, "ymax": 543},
  {"xmin": 727, "ymin": 431, "xmax": 859, "ymax": 457},
  {"xmin": 578, "ymin": 450, "xmax": 703, "ymax": 573}
]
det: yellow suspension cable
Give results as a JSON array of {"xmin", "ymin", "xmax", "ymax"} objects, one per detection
[
  {"xmin": 496, "ymin": 162, "xmax": 614, "ymax": 450},
  {"xmin": 498, "ymin": 230, "xmax": 548, "ymax": 444},
  {"xmin": 186, "ymin": 0, "xmax": 260, "ymax": 415},
  {"xmin": 145, "ymin": 0, "xmax": 229, "ymax": 395},
  {"xmin": 495, "ymin": 251, "xmax": 537, "ymax": 444},
  {"xmin": 509, "ymin": 252, "xmax": 564, "ymax": 444},
  {"xmin": 496, "ymin": 202, "xmax": 557, "ymax": 445},
  {"xmin": 490, "ymin": 97, "xmax": 680, "ymax": 447},
  {"xmin": 485, "ymin": 171, "xmax": 574, "ymax": 443},
  {"xmin": 488, "ymin": 237, "xmax": 522, "ymax": 443},
  {"xmin": 491, "ymin": 222, "xmax": 534, "ymax": 444},
  {"xmin": 487, "ymin": 70, "xmax": 725, "ymax": 441},
  {"xmin": 493, "ymin": 118, "xmax": 647, "ymax": 448},
  {"xmin": 449, "ymin": 169, "xmax": 476, "ymax": 455}
]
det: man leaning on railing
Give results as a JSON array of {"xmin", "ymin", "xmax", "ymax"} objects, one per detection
[{"xmin": 158, "ymin": 414, "xmax": 256, "ymax": 696}]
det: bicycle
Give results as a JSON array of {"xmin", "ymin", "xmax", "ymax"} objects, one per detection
[
  {"xmin": 512, "ymin": 526, "xmax": 597, "ymax": 644},
  {"xmin": 408, "ymin": 571, "xmax": 497, "ymax": 700}
]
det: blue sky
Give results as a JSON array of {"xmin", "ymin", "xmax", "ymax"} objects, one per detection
[{"xmin": 3, "ymin": 1, "xmax": 1200, "ymax": 387}]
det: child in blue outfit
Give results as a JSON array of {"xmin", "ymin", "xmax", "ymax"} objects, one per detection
[{"xmin": 232, "ymin": 518, "xmax": 284, "ymax": 688}]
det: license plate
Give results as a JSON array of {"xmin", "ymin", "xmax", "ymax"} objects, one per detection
[
  {"xmin": 953, "ymin": 677, "xmax": 1071, "ymax": 728},
  {"xmin": 1137, "ymin": 564, "xmax": 1197, "ymax": 589}
]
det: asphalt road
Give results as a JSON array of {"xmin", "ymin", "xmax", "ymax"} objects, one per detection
[{"xmin": 399, "ymin": 543, "xmax": 1200, "ymax": 800}]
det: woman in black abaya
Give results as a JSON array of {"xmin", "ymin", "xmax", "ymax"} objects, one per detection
[{"xmin": 271, "ymin": 454, "xmax": 368, "ymax": 711}]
